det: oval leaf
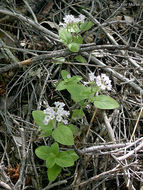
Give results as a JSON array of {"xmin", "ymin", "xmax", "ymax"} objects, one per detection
[
  {"xmin": 73, "ymin": 35, "xmax": 83, "ymax": 44},
  {"xmin": 68, "ymin": 43, "xmax": 80, "ymax": 52},
  {"xmin": 35, "ymin": 146, "xmax": 51, "ymax": 160},
  {"xmin": 65, "ymin": 150, "xmax": 79, "ymax": 161},
  {"xmin": 75, "ymin": 55, "xmax": 87, "ymax": 63},
  {"xmin": 59, "ymin": 28, "xmax": 72, "ymax": 45},
  {"xmin": 94, "ymin": 95, "xmax": 119, "ymax": 109},
  {"xmin": 48, "ymin": 164, "xmax": 61, "ymax": 182},
  {"xmin": 32, "ymin": 110, "xmax": 45, "ymax": 128},
  {"xmin": 32, "ymin": 111, "xmax": 55, "ymax": 132},
  {"xmin": 52, "ymin": 124, "xmax": 74, "ymax": 145},
  {"xmin": 56, "ymin": 152, "xmax": 74, "ymax": 167},
  {"xmin": 51, "ymin": 142, "xmax": 59, "ymax": 156},
  {"xmin": 46, "ymin": 153, "xmax": 56, "ymax": 168}
]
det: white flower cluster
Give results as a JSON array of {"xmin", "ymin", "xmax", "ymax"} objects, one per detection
[
  {"xmin": 89, "ymin": 72, "xmax": 112, "ymax": 91},
  {"xmin": 89, "ymin": 72, "xmax": 96, "ymax": 81},
  {"xmin": 59, "ymin": 14, "xmax": 85, "ymax": 27},
  {"xmin": 43, "ymin": 102, "xmax": 70, "ymax": 125}
]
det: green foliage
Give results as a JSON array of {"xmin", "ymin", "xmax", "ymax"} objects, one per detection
[
  {"xmin": 33, "ymin": 14, "xmax": 119, "ymax": 183},
  {"xmin": 33, "ymin": 110, "xmax": 79, "ymax": 182},
  {"xmin": 35, "ymin": 141, "xmax": 78, "ymax": 181},
  {"xmin": 55, "ymin": 151, "xmax": 74, "ymax": 167},
  {"xmin": 67, "ymin": 23, "xmax": 80, "ymax": 33},
  {"xmin": 52, "ymin": 123, "xmax": 74, "ymax": 145},
  {"xmin": 56, "ymin": 70, "xmax": 82, "ymax": 91},
  {"xmin": 67, "ymin": 43, "xmax": 80, "ymax": 52},
  {"xmin": 59, "ymin": 28, "xmax": 72, "ymax": 45},
  {"xmin": 33, "ymin": 110, "xmax": 56, "ymax": 137},
  {"xmin": 67, "ymin": 84, "xmax": 92, "ymax": 102},
  {"xmin": 73, "ymin": 35, "xmax": 83, "ymax": 44},
  {"xmin": 67, "ymin": 124, "xmax": 78, "ymax": 134},
  {"xmin": 75, "ymin": 55, "xmax": 87, "ymax": 63},
  {"xmin": 35, "ymin": 146, "xmax": 51, "ymax": 160},
  {"xmin": 61, "ymin": 70, "xmax": 70, "ymax": 80},
  {"xmin": 80, "ymin": 21, "xmax": 94, "ymax": 31},
  {"xmin": 57, "ymin": 70, "xmax": 95, "ymax": 103},
  {"xmin": 57, "ymin": 70, "xmax": 119, "ymax": 110},
  {"xmin": 93, "ymin": 95, "xmax": 119, "ymax": 109},
  {"xmin": 59, "ymin": 18, "xmax": 94, "ymax": 52},
  {"xmin": 48, "ymin": 165, "xmax": 61, "ymax": 182},
  {"xmin": 32, "ymin": 110, "xmax": 46, "ymax": 128},
  {"xmin": 72, "ymin": 109, "xmax": 84, "ymax": 120}
]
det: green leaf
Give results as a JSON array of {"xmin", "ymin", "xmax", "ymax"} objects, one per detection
[
  {"xmin": 75, "ymin": 55, "xmax": 87, "ymax": 63},
  {"xmin": 94, "ymin": 95, "xmax": 120, "ymax": 109},
  {"xmin": 67, "ymin": 124, "xmax": 78, "ymax": 135},
  {"xmin": 41, "ymin": 119, "xmax": 56, "ymax": 135},
  {"xmin": 80, "ymin": 21, "xmax": 94, "ymax": 31},
  {"xmin": 56, "ymin": 152, "xmax": 74, "ymax": 167},
  {"xmin": 32, "ymin": 111, "xmax": 55, "ymax": 132},
  {"xmin": 32, "ymin": 110, "xmax": 46, "ymax": 128},
  {"xmin": 45, "ymin": 143, "xmax": 59, "ymax": 168},
  {"xmin": 56, "ymin": 81, "xmax": 67, "ymax": 91},
  {"xmin": 46, "ymin": 153, "xmax": 56, "ymax": 168},
  {"xmin": 71, "ymin": 109, "xmax": 84, "ymax": 120},
  {"xmin": 56, "ymin": 75, "xmax": 82, "ymax": 91},
  {"xmin": 48, "ymin": 164, "xmax": 61, "ymax": 182},
  {"xmin": 68, "ymin": 23, "xmax": 80, "ymax": 33},
  {"xmin": 68, "ymin": 43, "xmax": 80, "ymax": 52},
  {"xmin": 61, "ymin": 70, "xmax": 70, "ymax": 80},
  {"xmin": 41, "ymin": 129, "xmax": 52, "ymax": 137},
  {"xmin": 59, "ymin": 28, "xmax": 72, "ymax": 45},
  {"xmin": 67, "ymin": 75, "xmax": 82, "ymax": 84},
  {"xmin": 35, "ymin": 146, "xmax": 51, "ymax": 160},
  {"xmin": 51, "ymin": 142, "xmax": 59, "ymax": 156},
  {"xmin": 67, "ymin": 84, "xmax": 93, "ymax": 102},
  {"xmin": 65, "ymin": 150, "xmax": 79, "ymax": 161},
  {"xmin": 73, "ymin": 35, "xmax": 83, "ymax": 44},
  {"xmin": 52, "ymin": 124, "xmax": 74, "ymax": 145}
]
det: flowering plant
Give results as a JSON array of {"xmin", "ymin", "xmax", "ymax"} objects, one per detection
[
  {"xmin": 32, "ymin": 71, "xmax": 119, "ymax": 181},
  {"xmin": 59, "ymin": 14, "xmax": 94, "ymax": 52},
  {"xmin": 32, "ymin": 102, "xmax": 78, "ymax": 181},
  {"xmin": 57, "ymin": 70, "xmax": 119, "ymax": 109},
  {"xmin": 32, "ymin": 14, "xmax": 119, "ymax": 182}
]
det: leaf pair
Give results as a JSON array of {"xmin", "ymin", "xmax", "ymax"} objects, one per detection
[{"xmin": 35, "ymin": 143, "xmax": 78, "ymax": 181}]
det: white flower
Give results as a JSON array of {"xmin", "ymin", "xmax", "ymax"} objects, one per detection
[
  {"xmin": 54, "ymin": 101, "xmax": 65, "ymax": 108},
  {"xmin": 43, "ymin": 101, "xmax": 69, "ymax": 125},
  {"xmin": 56, "ymin": 115, "xmax": 62, "ymax": 122},
  {"xmin": 43, "ymin": 116, "xmax": 50, "ymax": 125},
  {"xmin": 89, "ymin": 72, "xmax": 96, "ymax": 81},
  {"xmin": 63, "ymin": 119, "xmax": 68, "ymax": 125},
  {"xmin": 63, "ymin": 15, "xmax": 75, "ymax": 24},
  {"xmin": 79, "ymin": 14, "xmax": 85, "ymax": 22},
  {"xmin": 60, "ymin": 14, "xmax": 85, "ymax": 28},
  {"xmin": 96, "ymin": 74, "xmax": 112, "ymax": 91},
  {"xmin": 43, "ymin": 107, "xmax": 55, "ymax": 115},
  {"xmin": 43, "ymin": 107, "xmax": 56, "ymax": 125}
]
